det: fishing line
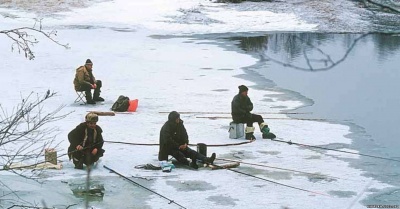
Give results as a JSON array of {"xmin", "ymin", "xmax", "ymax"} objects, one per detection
[
  {"xmin": 211, "ymin": 163, "xmax": 330, "ymax": 197},
  {"xmin": 159, "ymin": 111, "xmax": 311, "ymax": 115},
  {"xmin": 271, "ymin": 138, "xmax": 400, "ymax": 163},
  {"xmin": 195, "ymin": 116, "xmax": 326, "ymax": 121},
  {"xmin": 104, "ymin": 140, "xmax": 255, "ymax": 147},
  {"xmin": 217, "ymin": 158, "xmax": 340, "ymax": 180},
  {"xmin": 103, "ymin": 165, "xmax": 187, "ymax": 209}
]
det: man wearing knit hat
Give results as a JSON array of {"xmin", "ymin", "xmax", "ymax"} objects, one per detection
[
  {"xmin": 158, "ymin": 111, "xmax": 216, "ymax": 169},
  {"xmin": 67, "ymin": 113, "xmax": 105, "ymax": 169},
  {"xmin": 231, "ymin": 85, "xmax": 276, "ymax": 140},
  {"xmin": 73, "ymin": 59, "xmax": 104, "ymax": 104}
]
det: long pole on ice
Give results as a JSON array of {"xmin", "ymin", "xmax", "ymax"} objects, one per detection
[{"xmin": 103, "ymin": 165, "xmax": 187, "ymax": 209}]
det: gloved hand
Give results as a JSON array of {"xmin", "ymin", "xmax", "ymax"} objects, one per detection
[{"xmin": 179, "ymin": 144, "xmax": 187, "ymax": 150}]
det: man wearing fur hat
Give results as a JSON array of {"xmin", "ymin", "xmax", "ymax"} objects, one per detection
[
  {"xmin": 158, "ymin": 111, "xmax": 216, "ymax": 169},
  {"xmin": 231, "ymin": 85, "xmax": 276, "ymax": 140},
  {"xmin": 68, "ymin": 113, "xmax": 105, "ymax": 169},
  {"xmin": 73, "ymin": 59, "xmax": 104, "ymax": 104}
]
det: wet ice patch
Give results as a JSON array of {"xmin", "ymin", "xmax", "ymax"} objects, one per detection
[
  {"xmin": 328, "ymin": 190, "xmax": 357, "ymax": 198},
  {"xmin": 212, "ymin": 88, "xmax": 230, "ymax": 92},
  {"xmin": 166, "ymin": 180, "xmax": 217, "ymax": 191},
  {"xmin": 258, "ymin": 150, "xmax": 280, "ymax": 155},
  {"xmin": 207, "ymin": 195, "xmax": 239, "ymax": 206}
]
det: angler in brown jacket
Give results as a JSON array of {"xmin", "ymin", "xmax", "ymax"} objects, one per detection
[{"xmin": 73, "ymin": 59, "xmax": 104, "ymax": 104}]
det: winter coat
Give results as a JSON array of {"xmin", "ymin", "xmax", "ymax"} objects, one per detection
[
  {"xmin": 73, "ymin": 66, "xmax": 96, "ymax": 91},
  {"xmin": 158, "ymin": 119, "xmax": 189, "ymax": 161},
  {"xmin": 231, "ymin": 94, "xmax": 254, "ymax": 122},
  {"xmin": 67, "ymin": 122, "xmax": 104, "ymax": 160}
]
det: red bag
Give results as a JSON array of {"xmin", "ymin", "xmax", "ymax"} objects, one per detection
[{"xmin": 128, "ymin": 99, "xmax": 138, "ymax": 112}]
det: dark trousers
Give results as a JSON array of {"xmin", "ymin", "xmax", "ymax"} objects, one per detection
[
  {"xmin": 170, "ymin": 147, "xmax": 206, "ymax": 165},
  {"xmin": 77, "ymin": 80, "xmax": 102, "ymax": 100},
  {"xmin": 71, "ymin": 148, "xmax": 103, "ymax": 166},
  {"xmin": 234, "ymin": 113, "xmax": 264, "ymax": 127}
]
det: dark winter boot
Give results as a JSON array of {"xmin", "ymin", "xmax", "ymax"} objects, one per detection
[
  {"xmin": 74, "ymin": 163, "xmax": 83, "ymax": 169},
  {"xmin": 93, "ymin": 81, "xmax": 104, "ymax": 101},
  {"xmin": 262, "ymin": 132, "xmax": 277, "ymax": 139},
  {"xmin": 74, "ymin": 157, "xmax": 84, "ymax": 169},
  {"xmin": 260, "ymin": 123, "xmax": 276, "ymax": 139},
  {"xmin": 259, "ymin": 123, "xmax": 271, "ymax": 139},
  {"xmin": 85, "ymin": 91, "xmax": 96, "ymax": 104},
  {"xmin": 93, "ymin": 96, "xmax": 104, "ymax": 102},
  {"xmin": 245, "ymin": 126, "xmax": 256, "ymax": 140},
  {"xmin": 93, "ymin": 92, "xmax": 104, "ymax": 102},
  {"xmin": 190, "ymin": 161, "xmax": 199, "ymax": 169},
  {"xmin": 204, "ymin": 153, "xmax": 216, "ymax": 164},
  {"xmin": 260, "ymin": 123, "xmax": 270, "ymax": 135}
]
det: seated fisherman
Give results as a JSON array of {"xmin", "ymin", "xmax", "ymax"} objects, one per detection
[
  {"xmin": 158, "ymin": 111, "xmax": 216, "ymax": 169},
  {"xmin": 231, "ymin": 85, "xmax": 276, "ymax": 140}
]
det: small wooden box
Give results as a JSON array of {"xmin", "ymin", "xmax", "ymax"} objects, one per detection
[{"xmin": 45, "ymin": 148, "xmax": 57, "ymax": 165}]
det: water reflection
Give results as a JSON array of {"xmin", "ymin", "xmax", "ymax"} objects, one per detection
[
  {"xmin": 223, "ymin": 32, "xmax": 400, "ymax": 205},
  {"xmin": 230, "ymin": 33, "xmax": 400, "ymax": 71},
  {"xmin": 70, "ymin": 181, "xmax": 105, "ymax": 201}
]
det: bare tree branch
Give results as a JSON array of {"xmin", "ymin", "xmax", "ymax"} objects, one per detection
[
  {"xmin": 0, "ymin": 19, "xmax": 69, "ymax": 60},
  {"xmin": 0, "ymin": 91, "xmax": 71, "ymax": 179},
  {"xmin": 0, "ymin": 91, "xmax": 78, "ymax": 208}
]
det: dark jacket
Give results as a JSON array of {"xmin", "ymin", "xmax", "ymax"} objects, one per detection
[
  {"xmin": 158, "ymin": 119, "xmax": 189, "ymax": 161},
  {"xmin": 231, "ymin": 94, "xmax": 254, "ymax": 122},
  {"xmin": 67, "ymin": 122, "xmax": 104, "ymax": 159}
]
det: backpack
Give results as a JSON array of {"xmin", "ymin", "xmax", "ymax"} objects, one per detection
[{"xmin": 111, "ymin": 95, "xmax": 130, "ymax": 112}]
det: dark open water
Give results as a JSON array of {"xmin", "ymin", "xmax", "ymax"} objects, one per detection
[{"xmin": 211, "ymin": 33, "xmax": 400, "ymax": 206}]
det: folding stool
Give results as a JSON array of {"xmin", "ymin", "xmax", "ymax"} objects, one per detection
[{"xmin": 74, "ymin": 91, "xmax": 86, "ymax": 104}]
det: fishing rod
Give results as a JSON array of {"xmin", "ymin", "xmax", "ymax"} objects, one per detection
[
  {"xmin": 104, "ymin": 140, "xmax": 255, "ymax": 147},
  {"xmin": 217, "ymin": 158, "xmax": 341, "ymax": 180},
  {"xmin": 159, "ymin": 111, "xmax": 311, "ymax": 115},
  {"xmin": 196, "ymin": 116, "xmax": 327, "ymax": 121},
  {"xmin": 104, "ymin": 141, "xmax": 158, "ymax": 146},
  {"xmin": 211, "ymin": 164, "xmax": 330, "ymax": 197},
  {"xmin": 103, "ymin": 165, "xmax": 187, "ymax": 209},
  {"xmin": 86, "ymin": 111, "xmax": 134, "ymax": 115},
  {"xmin": 271, "ymin": 138, "xmax": 400, "ymax": 163}
]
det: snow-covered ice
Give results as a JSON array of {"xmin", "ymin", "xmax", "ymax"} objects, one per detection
[{"xmin": 0, "ymin": 0, "xmax": 396, "ymax": 208}]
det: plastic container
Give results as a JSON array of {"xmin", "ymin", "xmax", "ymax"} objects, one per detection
[{"xmin": 127, "ymin": 99, "xmax": 138, "ymax": 112}]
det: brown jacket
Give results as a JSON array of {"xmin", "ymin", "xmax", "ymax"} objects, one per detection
[{"xmin": 73, "ymin": 65, "xmax": 96, "ymax": 91}]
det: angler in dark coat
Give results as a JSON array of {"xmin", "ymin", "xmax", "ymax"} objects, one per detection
[
  {"xmin": 68, "ymin": 113, "xmax": 105, "ymax": 169},
  {"xmin": 231, "ymin": 85, "xmax": 276, "ymax": 140},
  {"xmin": 158, "ymin": 111, "xmax": 216, "ymax": 169}
]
